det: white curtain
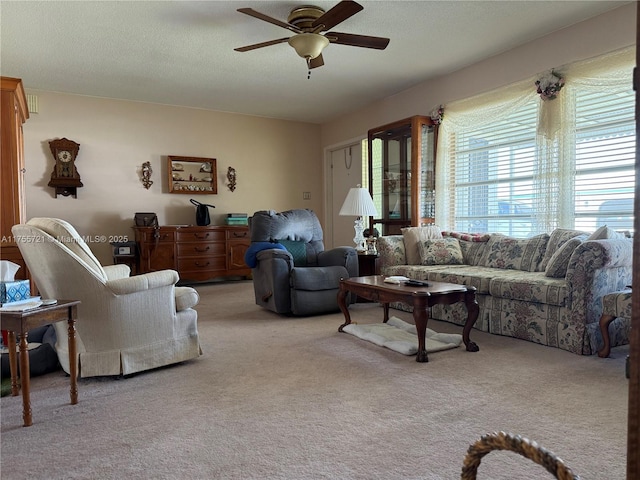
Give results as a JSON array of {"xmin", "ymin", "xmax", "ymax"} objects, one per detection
[{"xmin": 435, "ymin": 45, "xmax": 635, "ymax": 231}]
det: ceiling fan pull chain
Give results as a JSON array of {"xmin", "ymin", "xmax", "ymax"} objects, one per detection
[{"xmin": 306, "ymin": 57, "xmax": 311, "ymax": 79}]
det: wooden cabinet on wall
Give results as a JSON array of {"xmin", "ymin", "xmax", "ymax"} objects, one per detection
[
  {"xmin": 134, "ymin": 225, "xmax": 251, "ymax": 283},
  {"xmin": 1, "ymin": 77, "xmax": 30, "ymax": 281},
  {"xmin": 367, "ymin": 115, "xmax": 437, "ymax": 236}
]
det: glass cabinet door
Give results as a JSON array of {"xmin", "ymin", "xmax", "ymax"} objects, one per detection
[{"xmin": 368, "ymin": 116, "xmax": 437, "ymax": 235}]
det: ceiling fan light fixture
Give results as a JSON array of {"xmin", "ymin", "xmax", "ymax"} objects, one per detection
[{"xmin": 287, "ymin": 33, "xmax": 329, "ymax": 59}]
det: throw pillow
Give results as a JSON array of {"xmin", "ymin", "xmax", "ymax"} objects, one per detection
[
  {"xmin": 544, "ymin": 234, "xmax": 588, "ymax": 278},
  {"xmin": 401, "ymin": 225, "xmax": 443, "ymax": 265},
  {"xmin": 538, "ymin": 228, "xmax": 588, "ymax": 272},
  {"xmin": 587, "ymin": 225, "xmax": 627, "ymax": 240},
  {"xmin": 418, "ymin": 238, "xmax": 464, "ymax": 266},
  {"xmin": 480, "ymin": 233, "xmax": 549, "ymax": 272},
  {"xmin": 441, "ymin": 231, "xmax": 491, "ymax": 242},
  {"xmin": 276, "ymin": 239, "xmax": 307, "ymax": 266},
  {"xmin": 443, "ymin": 232, "xmax": 491, "ymax": 265}
]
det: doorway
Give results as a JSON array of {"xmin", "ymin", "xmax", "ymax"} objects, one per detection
[{"xmin": 325, "ymin": 141, "xmax": 364, "ymax": 249}]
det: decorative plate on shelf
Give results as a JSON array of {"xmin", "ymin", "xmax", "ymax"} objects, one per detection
[
  {"xmin": 172, "ymin": 163, "xmax": 184, "ymax": 171},
  {"xmin": 200, "ymin": 163, "xmax": 212, "ymax": 173}
]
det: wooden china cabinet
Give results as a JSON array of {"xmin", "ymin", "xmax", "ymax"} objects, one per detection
[
  {"xmin": 0, "ymin": 77, "xmax": 30, "ymax": 282},
  {"xmin": 367, "ymin": 115, "xmax": 438, "ymax": 235}
]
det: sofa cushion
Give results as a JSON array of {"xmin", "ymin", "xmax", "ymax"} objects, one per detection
[
  {"xmin": 383, "ymin": 263, "xmax": 569, "ymax": 306},
  {"xmin": 488, "ymin": 271, "xmax": 568, "ymax": 306},
  {"xmin": 459, "ymin": 240, "xmax": 491, "ymax": 266},
  {"xmin": 376, "ymin": 235, "xmax": 406, "ymax": 270},
  {"xmin": 539, "ymin": 228, "xmax": 588, "ymax": 271},
  {"xmin": 480, "ymin": 233, "xmax": 549, "ymax": 272},
  {"xmin": 381, "ymin": 264, "xmax": 493, "ymax": 294},
  {"xmin": 587, "ymin": 225, "xmax": 627, "ymax": 240},
  {"xmin": 383, "ymin": 264, "xmax": 429, "ymax": 279},
  {"xmin": 418, "ymin": 238, "xmax": 464, "ymax": 265},
  {"xmin": 544, "ymin": 234, "xmax": 588, "ymax": 278},
  {"xmin": 401, "ymin": 225, "xmax": 442, "ymax": 265},
  {"xmin": 602, "ymin": 288, "xmax": 632, "ymax": 318},
  {"xmin": 442, "ymin": 232, "xmax": 491, "ymax": 266},
  {"xmin": 424, "ymin": 266, "xmax": 496, "ymax": 294}
]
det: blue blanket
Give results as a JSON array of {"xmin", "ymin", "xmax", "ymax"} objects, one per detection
[{"xmin": 244, "ymin": 242, "xmax": 285, "ymax": 268}]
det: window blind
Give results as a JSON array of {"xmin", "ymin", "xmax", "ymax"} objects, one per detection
[
  {"xmin": 451, "ymin": 103, "xmax": 539, "ymax": 237},
  {"xmin": 573, "ymin": 89, "xmax": 635, "ymax": 232},
  {"xmin": 448, "ymin": 76, "xmax": 634, "ymax": 236}
]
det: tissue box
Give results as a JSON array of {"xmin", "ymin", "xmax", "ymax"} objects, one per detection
[{"xmin": 0, "ymin": 280, "xmax": 30, "ymax": 304}]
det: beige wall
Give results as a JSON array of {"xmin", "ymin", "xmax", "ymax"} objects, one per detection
[
  {"xmin": 320, "ymin": 3, "xmax": 636, "ymax": 148},
  {"xmin": 20, "ymin": 3, "xmax": 636, "ymax": 266},
  {"xmin": 23, "ymin": 93, "xmax": 321, "ymax": 264}
]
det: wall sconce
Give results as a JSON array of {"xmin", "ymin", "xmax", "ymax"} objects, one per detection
[
  {"xmin": 227, "ymin": 166, "xmax": 237, "ymax": 192},
  {"xmin": 141, "ymin": 161, "xmax": 153, "ymax": 189}
]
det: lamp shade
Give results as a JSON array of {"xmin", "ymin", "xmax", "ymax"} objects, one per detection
[
  {"xmin": 339, "ymin": 187, "xmax": 378, "ymax": 217},
  {"xmin": 287, "ymin": 33, "xmax": 329, "ymax": 60}
]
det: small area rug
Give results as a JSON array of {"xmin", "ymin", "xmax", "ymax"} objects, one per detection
[{"xmin": 342, "ymin": 316, "xmax": 463, "ymax": 355}]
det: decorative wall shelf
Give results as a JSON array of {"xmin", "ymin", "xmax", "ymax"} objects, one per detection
[{"xmin": 168, "ymin": 156, "xmax": 216, "ymax": 194}]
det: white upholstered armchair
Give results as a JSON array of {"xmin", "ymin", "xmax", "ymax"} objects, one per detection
[{"xmin": 12, "ymin": 218, "xmax": 201, "ymax": 378}]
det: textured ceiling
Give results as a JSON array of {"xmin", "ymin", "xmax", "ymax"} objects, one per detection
[{"xmin": 0, "ymin": 1, "xmax": 630, "ymax": 124}]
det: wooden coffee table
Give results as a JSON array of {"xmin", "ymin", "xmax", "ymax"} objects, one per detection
[{"xmin": 337, "ymin": 275, "xmax": 479, "ymax": 362}]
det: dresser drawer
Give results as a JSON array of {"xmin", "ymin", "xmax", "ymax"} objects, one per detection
[
  {"xmin": 226, "ymin": 227, "xmax": 249, "ymax": 240},
  {"xmin": 138, "ymin": 228, "xmax": 175, "ymax": 243},
  {"xmin": 177, "ymin": 242, "xmax": 223, "ymax": 257},
  {"xmin": 178, "ymin": 256, "xmax": 226, "ymax": 272},
  {"xmin": 176, "ymin": 230, "xmax": 225, "ymax": 242}
]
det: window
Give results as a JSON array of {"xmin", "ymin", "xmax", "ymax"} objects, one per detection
[
  {"xmin": 573, "ymin": 90, "xmax": 635, "ymax": 232},
  {"xmin": 452, "ymin": 103, "xmax": 538, "ymax": 237},
  {"xmin": 441, "ymin": 47, "xmax": 635, "ymax": 236}
]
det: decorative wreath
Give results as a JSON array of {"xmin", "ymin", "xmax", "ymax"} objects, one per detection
[
  {"xmin": 535, "ymin": 71, "xmax": 565, "ymax": 101},
  {"xmin": 430, "ymin": 105, "xmax": 444, "ymax": 124}
]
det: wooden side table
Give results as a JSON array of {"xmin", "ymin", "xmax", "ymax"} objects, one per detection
[
  {"xmin": 111, "ymin": 241, "xmax": 138, "ymax": 275},
  {"xmin": 357, "ymin": 252, "xmax": 379, "ymax": 276},
  {"xmin": 355, "ymin": 253, "xmax": 380, "ymax": 303},
  {"xmin": 0, "ymin": 300, "xmax": 80, "ymax": 426}
]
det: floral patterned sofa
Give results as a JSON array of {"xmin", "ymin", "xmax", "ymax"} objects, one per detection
[{"xmin": 376, "ymin": 226, "xmax": 632, "ymax": 355}]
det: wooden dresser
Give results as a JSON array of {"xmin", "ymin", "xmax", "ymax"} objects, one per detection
[
  {"xmin": 134, "ymin": 225, "xmax": 251, "ymax": 283},
  {"xmin": 1, "ymin": 77, "xmax": 30, "ymax": 282}
]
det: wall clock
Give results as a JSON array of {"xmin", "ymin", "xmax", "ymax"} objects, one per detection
[{"xmin": 48, "ymin": 138, "xmax": 83, "ymax": 198}]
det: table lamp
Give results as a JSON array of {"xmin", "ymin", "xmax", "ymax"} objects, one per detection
[{"xmin": 339, "ymin": 185, "xmax": 378, "ymax": 251}]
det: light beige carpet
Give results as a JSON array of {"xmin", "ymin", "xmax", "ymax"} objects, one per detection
[{"xmin": 0, "ymin": 280, "xmax": 630, "ymax": 479}]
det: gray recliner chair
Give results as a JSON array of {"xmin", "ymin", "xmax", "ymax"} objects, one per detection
[{"xmin": 246, "ymin": 209, "xmax": 358, "ymax": 316}]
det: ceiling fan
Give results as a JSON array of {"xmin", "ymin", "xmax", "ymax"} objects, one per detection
[{"xmin": 234, "ymin": 0, "xmax": 390, "ymax": 76}]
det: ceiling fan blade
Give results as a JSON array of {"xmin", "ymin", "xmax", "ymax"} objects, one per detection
[
  {"xmin": 309, "ymin": 55, "xmax": 324, "ymax": 69},
  {"xmin": 328, "ymin": 32, "xmax": 390, "ymax": 50},
  {"xmin": 234, "ymin": 37, "xmax": 290, "ymax": 52},
  {"xmin": 237, "ymin": 8, "xmax": 301, "ymax": 33},
  {"xmin": 311, "ymin": 0, "xmax": 363, "ymax": 32}
]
